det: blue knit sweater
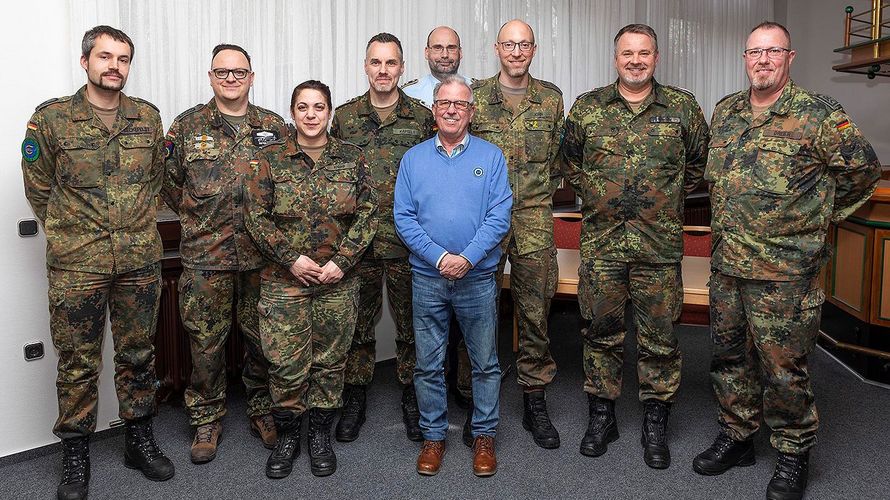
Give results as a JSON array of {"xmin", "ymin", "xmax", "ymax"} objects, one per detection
[{"xmin": 394, "ymin": 134, "xmax": 512, "ymax": 278}]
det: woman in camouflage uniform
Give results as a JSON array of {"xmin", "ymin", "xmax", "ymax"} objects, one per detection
[{"xmin": 244, "ymin": 80, "xmax": 377, "ymax": 479}]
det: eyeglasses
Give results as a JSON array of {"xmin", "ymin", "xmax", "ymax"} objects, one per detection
[
  {"xmin": 497, "ymin": 41, "xmax": 535, "ymax": 53},
  {"xmin": 743, "ymin": 47, "xmax": 791, "ymax": 59},
  {"xmin": 211, "ymin": 68, "xmax": 251, "ymax": 80},
  {"xmin": 428, "ymin": 44, "xmax": 460, "ymax": 54},
  {"xmin": 433, "ymin": 99, "xmax": 472, "ymax": 111}
]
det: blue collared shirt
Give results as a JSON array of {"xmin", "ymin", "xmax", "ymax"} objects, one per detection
[
  {"xmin": 403, "ymin": 73, "xmax": 474, "ymax": 108},
  {"xmin": 435, "ymin": 132, "xmax": 470, "ymax": 158}
]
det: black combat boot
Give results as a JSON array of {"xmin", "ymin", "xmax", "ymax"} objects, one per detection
[
  {"xmin": 57, "ymin": 436, "xmax": 89, "ymax": 500},
  {"xmin": 463, "ymin": 404, "xmax": 474, "ymax": 447},
  {"xmin": 580, "ymin": 394, "xmax": 619, "ymax": 457},
  {"xmin": 265, "ymin": 411, "xmax": 303, "ymax": 479},
  {"xmin": 307, "ymin": 408, "xmax": 338, "ymax": 477},
  {"xmin": 335, "ymin": 384, "xmax": 366, "ymax": 442},
  {"xmin": 692, "ymin": 429, "xmax": 755, "ymax": 475},
  {"xmin": 123, "ymin": 417, "xmax": 175, "ymax": 481},
  {"xmin": 401, "ymin": 385, "xmax": 423, "ymax": 442},
  {"xmin": 641, "ymin": 400, "xmax": 671, "ymax": 469},
  {"xmin": 522, "ymin": 390, "xmax": 561, "ymax": 449},
  {"xmin": 766, "ymin": 450, "xmax": 809, "ymax": 500}
]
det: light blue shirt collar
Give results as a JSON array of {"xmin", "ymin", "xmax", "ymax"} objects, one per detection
[{"xmin": 435, "ymin": 133, "xmax": 470, "ymax": 158}]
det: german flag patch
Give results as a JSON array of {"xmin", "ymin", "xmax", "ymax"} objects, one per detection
[
  {"xmin": 27, "ymin": 122, "xmax": 38, "ymax": 131},
  {"xmin": 835, "ymin": 119, "xmax": 851, "ymax": 131}
]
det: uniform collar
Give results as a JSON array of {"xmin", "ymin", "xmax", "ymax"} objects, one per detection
[
  {"xmin": 207, "ymin": 98, "xmax": 263, "ymax": 129},
  {"xmin": 287, "ymin": 132, "xmax": 346, "ymax": 162},
  {"xmin": 603, "ymin": 79, "xmax": 667, "ymax": 109},
  {"xmin": 70, "ymin": 85, "xmax": 140, "ymax": 121},
  {"xmin": 356, "ymin": 88, "xmax": 416, "ymax": 122},
  {"xmin": 736, "ymin": 80, "xmax": 796, "ymax": 116},
  {"xmin": 483, "ymin": 73, "xmax": 544, "ymax": 105}
]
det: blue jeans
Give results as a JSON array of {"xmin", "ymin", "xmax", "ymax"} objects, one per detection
[{"xmin": 412, "ymin": 272, "xmax": 500, "ymax": 441}]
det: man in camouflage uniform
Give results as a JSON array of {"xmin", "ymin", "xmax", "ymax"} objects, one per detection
[
  {"xmin": 469, "ymin": 19, "xmax": 564, "ymax": 449},
  {"xmin": 692, "ymin": 22, "xmax": 880, "ymax": 500},
  {"xmin": 162, "ymin": 44, "xmax": 286, "ymax": 464},
  {"xmin": 21, "ymin": 25, "xmax": 174, "ymax": 500},
  {"xmin": 331, "ymin": 33, "xmax": 435, "ymax": 443},
  {"xmin": 561, "ymin": 24, "xmax": 708, "ymax": 468}
]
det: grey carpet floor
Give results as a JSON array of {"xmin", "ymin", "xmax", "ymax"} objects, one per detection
[{"xmin": 2, "ymin": 301, "xmax": 889, "ymax": 499}]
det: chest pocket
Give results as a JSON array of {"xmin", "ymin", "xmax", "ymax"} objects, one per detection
[
  {"xmin": 322, "ymin": 163, "xmax": 358, "ymax": 217},
  {"xmin": 753, "ymin": 138, "xmax": 808, "ymax": 195},
  {"xmin": 645, "ymin": 124, "xmax": 684, "ymax": 167},
  {"xmin": 704, "ymin": 136, "xmax": 733, "ymax": 183},
  {"xmin": 470, "ymin": 121, "xmax": 503, "ymax": 139},
  {"xmin": 524, "ymin": 120, "xmax": 554, "ymax": 163},
  {"xmin": 271, "ymin": 168, "xmax": 308, "ymax": 218},
  {"xmin": 118, "ymin": 134, "xmax": 156, "ymax": 184},
  {"xmin": 58, "ymin": 137, "xmax": 103, "ymax": 188},
  {"xmin": 584, "ymin": 128, "xmax": 623, "ymax": 170},
  {"xmin": 185, "ymin": 149, "xmax": 223, "ymax": 197}
]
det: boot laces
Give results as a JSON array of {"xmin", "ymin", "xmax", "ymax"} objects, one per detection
[
  {"xmin": 194, "ymin": 424, "xmax": 216, "ymax": 444},
  {"xmin": 271, "ymin": 431, "xmax": 298, "ymax": 459},
  {"xmin": 61, "ymin": 440, "xmax": 88, "ymax": 484},
  {"xmin": 643, "ymin": 403, "xmax": 668, "ymax": 444},
  {"xmin": 773, "ymin": 453, "xmax": 806, "ymax": 482},
  {"xmin": 130, "ymin": 422, "xmax": 164, "ymax": 462},
  {"xmin": 342, "ymin": 390, "xmax": 363, "ymax": 418},
  {"xmin": 474, "ymin": 436, "xmax": 494, "ymax": 457},
  {"xmin": 529, "ymin": 396, "xmax": 554, "ymax": 430},
  {"xmin": 257, "ymin": 415, "xmax": 276, "ymax": 434},
  {"xmin": 710, "ymin": 431, "xmax": 737, "ymax": 455}
]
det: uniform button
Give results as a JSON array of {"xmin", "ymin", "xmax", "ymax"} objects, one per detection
[
  {"xmin": 109, "ymin": 200, "xmax": 115, "ymax": 205},
  {"xmin": 626, "ymin": 148, "xmax": 635, "ymax": 156}
]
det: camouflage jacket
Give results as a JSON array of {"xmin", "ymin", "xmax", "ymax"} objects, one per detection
[
  {"xmin": 244, "ymin": 133, "xmax": 378, "ymax": 285},
  {"xmin": 330, "ymin": 89, "xmax": 434, "ymax": 259},
  {"xmin": 470, "ymin": 74, "xmax": 564, "ymax": 255},
  {"xmin": 22, "ymin": 86, "xmax": 164, "ymax": 274},
  {"xmin": 562, "ymin": 80, "xmax": 709, "ymax": 263},
  {"xmin": 706, "ymin": 81, "xmax": 881, "ymax": 280},
  {"xmin": 163, "ymin": 99, "xmax": 288, "ymax": 271}
]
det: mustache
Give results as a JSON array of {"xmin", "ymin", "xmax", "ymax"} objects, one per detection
[{"xmin": 102, "ymin": 71, "xmax": 123, "ymax": 78}]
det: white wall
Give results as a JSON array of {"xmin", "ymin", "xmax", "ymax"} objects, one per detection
[
  {"xmin": 785, "ymin": 0, "xmax": 889, "ymax": 163},
  {"xmin": 0, "ymin": 1, "xmax": 127, "ymax": 457}
]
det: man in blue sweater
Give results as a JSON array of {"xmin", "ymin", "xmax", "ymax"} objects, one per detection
[{"xmin": 394, "ymin": 76, "xmax": 512, "ymax": 477}]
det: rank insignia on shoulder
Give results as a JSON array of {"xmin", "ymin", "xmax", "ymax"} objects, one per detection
[
  {"xmin": 164, "ymin": 140, "xmax": 174, "ymax": 160},
  {"xmin": 650, "ymin": 116, "xmax": 681, "ymax": 123},
  {"xmin": 22, "ymin": 138, "xmax": 40, "ymax": 162},
  {"xmin": 835, "ymin": 119, "xmax": 851, "ymax": 131},
  {"xmin": 252, "ymin": 129, "xmax": 281, "ymax": 147}
]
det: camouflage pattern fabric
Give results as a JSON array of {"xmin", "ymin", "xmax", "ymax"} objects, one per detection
[
  {"xmin": 345, "ymin": 258, "xmax": 414, "ymax": 386},
  {"xmin": 330, "ymin": 89, "xmax": 434, "ymax": 259},
  {"xmin": 470, "ymin": 74, "xmax": 565, "ymax": 389},
  {"xmin": 258, "ymin": 276, "xmax": 359, "ymax": 412},
  {"xmin": 561, "ymin": 80, "xmax": 709, "ymax": 264},
  {"xmin": 709, "ymin": 272, "xmax": 824, "ymax": 454},
  {"xmin": 48, "ymin": 263, "xmax": 161, "ymax": 439},
  {"xmin": 577, "ymin": 260, "xmax": 683, "ymax": 401},
  {"xmin": 242, "ymin": 133, "xmax": 377, "ymax": 283},
  {"xmin": 163, "ymin": 99, "xmax": 288, "ymax": 271},
  {"xmin": 22, "ymin": 86, "xmax": 164, "ymax": 274},
  {"xmin": 706, "ymin": 81, "xmax": 881, "ymax": 280},
  {"xmin": 179, "ymin": 267, "xmax": 272, "ymax": 425},
  {"xmin": 331, "ymin": 90, "xmax": 433, "ymax": 388}
]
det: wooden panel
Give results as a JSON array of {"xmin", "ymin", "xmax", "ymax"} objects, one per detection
[
  {"xmin": 832, "ymin": 223, "xmax": 870, "ymax": 320},
  {"xmin": 871, "ymin": 229, "xmax": 890, "ymax": 327}
]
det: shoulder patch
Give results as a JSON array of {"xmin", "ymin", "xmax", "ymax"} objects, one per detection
[
  {"xmin": 715, "ymin": 91, "xmax": 742, "ymax": 108},
  {"xmin": 537, "ymin": 79, "xmax": 563, "ymax": 95},
  {"xmin": 400, "ymin": 78, "xmax": 418, "ymax": 89},
  {"xmin": 812, "ymin": 93, "xmax": 842, "ymax": 111},
  {"xmin": 664, "ymin": 85, "xmax": 695, "ymax": 99},
  {"xmin": 35, "ymin": 96, "xmax": 69, "ymax": 111},
  {"xmin": 470, "ymin": 78, "xmax": 490, "ymax": 90},
  {"xmin": 174, "ymin": 103, "xmax": 205, "ymax": 122},
  {"xmin": 130, "ymin": 96, "xmax": 159, "ymax": 113}
]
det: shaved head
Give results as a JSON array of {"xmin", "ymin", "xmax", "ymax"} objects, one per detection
[
  {"xmin": 427, "ymin": 26, "xmax": 461, "ymax": 47},
  {"xmin": 497, "ymin": 19, "xmax": 535, "ymax": 44}
]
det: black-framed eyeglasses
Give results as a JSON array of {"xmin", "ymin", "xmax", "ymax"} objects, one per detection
[
  {"xmin": 743, "ymin": 47, "xmax": 791, "ymax": 59},
  {"xmin": 428, "ymin": 44, "xmax": 460, "ymax": 54},
  {"xmin": 211, "ymin": 68, "xmax": 251, "ymax": 80},
  {"xmin": 497, "ymin": 40, "xmax": 535, "ymax": 53},
  {"xmin": 433, "ymin": 99, "xmax": 472, "ymax": 111}
]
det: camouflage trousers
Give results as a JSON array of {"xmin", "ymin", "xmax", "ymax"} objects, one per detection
[
  {"xmin": 709, "ymin": 272, "xmax": 824, "ymax": 454},
  {"xmin": 578, "ymin": 260, "xmax": 683, "ymax": 402},
  {"xmin": 48, "ymin": 263, "xmax": 161, "ymax": 439},
  {"xmin": 344, "ymin": 257, "xmax": 414, "ymax": 386},
  {"xmin": 258, "ymin": 276, "xmax": 359, "ymax": 413},
  {"xmin": 179, "ymin": 267, "xmax": 272, "ymax": 426}
]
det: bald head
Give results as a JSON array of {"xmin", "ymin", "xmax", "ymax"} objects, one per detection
[
  {"xmin": 497, "ymin": 19, "xmax": 535, "ymax": 44},
  {"xmin": 427, "ymin": 26, "xmax": 461, "ymax": 47},
  {"xmin": 425, "ymin": 25, "xmax": 462, "ymax": 78}
]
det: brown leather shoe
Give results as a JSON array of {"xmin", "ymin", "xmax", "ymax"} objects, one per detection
[
  {"xmin": 416, "ymin": 440, "xmax": 446, "ymax": 476},
  {"xmin": 190, "ymin": 421, "xmax": 222, "ymax": 464},
  {"xmin": 250, "ymin": 414, "xmax": 277, "ymax": 449},
  {"xmin": 472, "ymin": 435, "xmax": 497, "ymax": 477}
]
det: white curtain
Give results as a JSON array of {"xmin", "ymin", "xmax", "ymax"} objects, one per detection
[{"xmin": 68, "ymin": 0, "xmax": 773, "ymax": 127}]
